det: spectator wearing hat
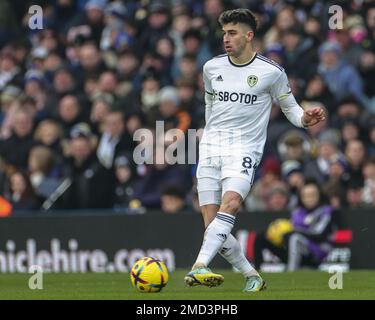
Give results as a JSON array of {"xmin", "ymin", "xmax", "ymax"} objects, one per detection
[
  {"xmin": 24, "ymin": 70, "xmax": 47, "ymax": 112},
  {"xmin": 281, "ymin": 160, "xmax": 305, "ymax": 209},
  {"xmin": 138, "ymin": 1, "xmax": 171, "ymax": 54},
  {"xmin": 113, "ymin": 153, "xmax": 138, "ymax": 211},
  {"xmin": 161, "ymin": 185, "xmax": 189, "ymax": 214},
  {"xmin": 157, "ymin": 85, "xmax": 191, "ymax": 138},
  {"xmin": 29, "ymin": 47, "xmax": 48, "ymax": 72},
  {"xmin": 68, "ymin": 0, "xmax": 107, "ymax": 47},
  {"xmin": 55, "ymin": 122, "xmax": 115, "ymax": 209},
  {"xmin": 100, "ymin": 1, "xmax": 135, "ymax": 52},
  {"xmin": 303, "ymin": 129, "xmax": 344, "ymax": 184},
  {"xmin": 318, "ymin": 41, "xmax": 368, "ymax": 108}
]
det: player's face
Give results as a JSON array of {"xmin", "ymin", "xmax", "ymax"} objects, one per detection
[{"xmin": 222, "ymin": 23, "xmax": 253, "ymax": 57}]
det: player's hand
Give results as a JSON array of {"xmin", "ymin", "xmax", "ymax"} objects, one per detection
[{"xmin": 301, "ymin": 107, "xmax": 326, "ymax": 127}]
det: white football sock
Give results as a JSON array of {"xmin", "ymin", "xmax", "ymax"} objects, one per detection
[
  {"xmin": 219, "ymin": 233, "xmax": 258, "ymax": 278},
  {"xmin": 194, "ymin": 212, "xmax": 235, "ymax": 268}
]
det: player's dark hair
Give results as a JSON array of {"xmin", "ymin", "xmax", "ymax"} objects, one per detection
[{"xmin": 218, "ymin": 9, "xmax": 257, "ymax": 32}]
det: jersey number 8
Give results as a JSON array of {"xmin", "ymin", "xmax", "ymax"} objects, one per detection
[{"xmin": 242, "ymin": 157, "xmax": 252, "ymax": 169}]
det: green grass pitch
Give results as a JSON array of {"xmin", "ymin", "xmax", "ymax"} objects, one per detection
[{"xmin": 1, "ymin": 270, "xmax": 374, "ymax": 300}]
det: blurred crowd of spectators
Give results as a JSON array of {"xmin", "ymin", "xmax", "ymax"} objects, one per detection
[{"xmin": 0, "ymin": 0, "xmax": 374, "ymax": 215}]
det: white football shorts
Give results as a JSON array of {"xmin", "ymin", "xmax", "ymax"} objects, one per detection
[{"xmin": 196, "ymin": 154, "xmax": 259, "ymax": 206}]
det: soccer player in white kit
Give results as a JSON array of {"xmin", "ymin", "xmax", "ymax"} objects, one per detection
[{"xmin": 184, "ymin": 9, "xmax": 325, "ymax": 291}]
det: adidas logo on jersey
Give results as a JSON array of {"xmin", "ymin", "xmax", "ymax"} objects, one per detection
[
  {"xmin": 241, "ymin": 169, "xmax": 250, "ymax": 176},
  {"xmin": 216, "ymin": 75, "xmax": 223, "ymax": 81},
  {"xmin": 216, "ymin": 233, "xmax": 227, "ymax": 241}
]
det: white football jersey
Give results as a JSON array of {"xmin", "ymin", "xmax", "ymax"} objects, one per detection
[{"xmin": 200, "ymin": 53, "xmax": 295, "ymax": 160}]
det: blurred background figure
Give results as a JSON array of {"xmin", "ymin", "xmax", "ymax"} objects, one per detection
[
  {"xmin": 54, "ymin": 123, "xmax": 115, "ymax": 209},
  {"xmin": 0, "ymin": 108, "xmax": 36, "ymax": 171},
  {"xmin": 254, "ymin": 180, "xmax": 339, "ymax": 271},
  {"xmin": 318, "ymin": 41, "xmax": 368, "ymax": 108},
  {"xmin": 161, "ymin": 185, "xmax": 188, "ymax": 214},
  {"xmin": 28, "ymin": 145, "xmax": 62, "ymax": 200},
  {"xmin": 245, "ymin": 157, "xmax": 286, "ymax": 211},
  {"xmin": 5, "ymin": 171, "xmax": 41, "ymax": 211},
  {"xmin": 112, "ymin": 153, "xmax": 138, "ymax": 212}
]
